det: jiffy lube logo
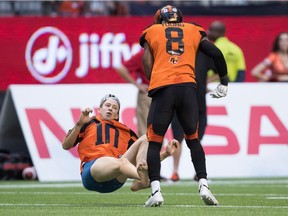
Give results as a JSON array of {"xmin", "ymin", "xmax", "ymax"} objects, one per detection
[
  {"xmin": 25, "ymin": 26, "xmax": 141, "ymax": 84},
  {"xmin": 25, "ymin": 27, "xmax": 72, "ymax": 83},
  {"xmin": 75, "ymin": 32, "xmax": 141, "ymax": 78}
]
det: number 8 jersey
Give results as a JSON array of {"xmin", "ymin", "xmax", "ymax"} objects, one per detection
[{"xmin": 140, "ymin": 22, "xmax": 206, "ymax": 94}]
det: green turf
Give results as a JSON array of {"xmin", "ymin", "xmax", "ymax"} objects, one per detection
[{"xmin": 1, "ymin": 178, "xmax": 288, "ymax": 216}]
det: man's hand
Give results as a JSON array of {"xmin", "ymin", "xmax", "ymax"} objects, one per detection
[
  {"xmin": 210, "ymin": 84, "xmax": 228, "ymax": 98},
  {"xmin": 77, "ymin": 108, "xmax": 93, "ymax": 127}
]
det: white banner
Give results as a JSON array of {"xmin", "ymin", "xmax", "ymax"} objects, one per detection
[
  {"xmin": 162, "ymin": 83, "xmax": 288, "ymax": 179},
  {"xmin": 1, "ymin": 83, "xmax": 288, "ymax": 181}
]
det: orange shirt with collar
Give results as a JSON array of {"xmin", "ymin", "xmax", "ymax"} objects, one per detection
[
  {"xmin": 73, "ymin": 116, "xmax": 138, "ymax": 172},
  {"xmin": 140, "ymin": 22, "xmax": 205, "ymax": 92}
]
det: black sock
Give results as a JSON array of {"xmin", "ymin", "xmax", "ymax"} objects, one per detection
[
  {"xmin": 186, "ymin": 139, "xmax": 207, "ymax": 179},
  {"xmin": 147, "ymin": 141, "xmax": 162, "ymax": 182}
]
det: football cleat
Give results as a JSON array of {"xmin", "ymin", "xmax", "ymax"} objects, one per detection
[
  {"xmin": 199, "ymin": 185, "xmax": 219, "ymax": 205},
  {"xmin": 144, "ymin": 190, "xmax": 164, "ymax": 207}
]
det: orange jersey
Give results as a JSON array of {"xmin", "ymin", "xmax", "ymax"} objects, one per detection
[
  {"xmin": 266, "ymin": 52, "xmax": 288, "ymax": 75},
  {"xmin": 140, "ymin": 22, "xmax": 205, "ymax": 92},
  {"xmin": 73, "ymin": 116, "xmax": 138, "ymax": 172}
]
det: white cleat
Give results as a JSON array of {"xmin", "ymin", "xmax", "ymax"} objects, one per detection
[
  {"xmin": 199, "ymin": 185, "xmax": 219, "ymax": 205},
  {"xmin": 144, "ymin": 190, "xmax": 164, "ymax": 207}
]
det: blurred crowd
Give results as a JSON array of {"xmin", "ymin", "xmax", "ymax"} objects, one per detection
[
  {"xmin": 0, "ymin": 0, "xmax": 286, "ymax": 17},
  {"xmin": 0, "ymin": 1, "xmax": 131, "ymax": 16}
]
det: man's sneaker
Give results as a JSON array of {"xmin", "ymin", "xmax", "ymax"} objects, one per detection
[
  {"xmin": 199, "ymin": 185, "xmax": 219, "ymax": 205},
  {"xmin": 144, "ymin": 190, "xmax": 164, "ymax": 207},
  {"xmin": 170, "ymin": 172, "xmax": 179, "ymax": 182}
]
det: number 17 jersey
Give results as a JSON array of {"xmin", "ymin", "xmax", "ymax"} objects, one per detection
[{"xmin": 140, "ymin": 22, "xmax": 205, "ymax": 94}]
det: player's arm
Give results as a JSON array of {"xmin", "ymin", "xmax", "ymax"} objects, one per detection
[
  {"xmin": 199, "ymin": 36, "xmax": 228, "ymax": 98},
  {"xmin": 115, "ymin": 64, "xmax": 148, "ymax": 93},
  {"xmin": 199, "ymin": 38, "xmax": 228, "ymax": 85},
  {"xmin": 142, "ymin": 42, "xmax": 154, "ymax": 80},
  {"xmin": 62, "ymin": 123, "xmax": 82, "ymax": 150},
  {"xmin": 115, "ymin": 65, "xmax": 139, "ymax": 87},
  {"xmin": 62, "ymin": 108, "xmax": 93, "ymax": 150},
  {"xmin": 140, "ymin": 32, "xmax": 153, "ymax": 80}
]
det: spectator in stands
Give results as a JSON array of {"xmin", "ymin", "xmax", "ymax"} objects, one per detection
[
  {"xmin": 110, "ymin": 1, "xmax": 130, "ymax": 16},
  {"xmin": 58, "ymin": 0, "xmax": 84, "ymax": 17},
  {"xmin": 84, "ymin": 1, "xmax": 129, "ymax": 16},
  {"xmin": 114, "ymin": 49, "xmax": 150, "ymax": 137},
  {"xmin": 207, "ymin": 20, "xmax": 246, "ymax": 83},
  {"xmin": 251, "ymin": 32, "xmax": 288, "ymax": 82},
  {"xmin": 42, "ymin": 1, "xmax": 60, "ymax": 16},
  {"xmin": 85, "ymin": 0, "xmax": 114, "ymax": 16}
]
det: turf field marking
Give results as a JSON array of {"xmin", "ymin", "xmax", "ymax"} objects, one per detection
[
  {"xmin": 173, "ymin": 205, "xmax": 288, "ymax": 209},
  {"xmin": 0, "ymin": 203, "xmax": 73, "ymax": 207},
  {"xmin": 1, "ymin": 203, "xmax": 288, "ymax": 209},
  {"xmin": 1, "ymin": 178, "xmax": 288, "ymax": 189},
  {"xmin": 1, "ymin": 191, "xmax": 287, "ymax": 198},
  {"xmin": 266, "ymin": 197, "xmax": 288, "ymax": 200},
  {"xmin": 0, "ymin": 183, "xmax": 83, "ymax": 189}
]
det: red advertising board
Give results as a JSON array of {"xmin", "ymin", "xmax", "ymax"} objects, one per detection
[{"xmin": 0, "ymin": 16, "xmax": 288, "ymax": 90}]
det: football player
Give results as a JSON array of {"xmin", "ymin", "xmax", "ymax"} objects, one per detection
[{"xmin": 140, "ymin": 5, "xmax": 228, "ymax": 207}]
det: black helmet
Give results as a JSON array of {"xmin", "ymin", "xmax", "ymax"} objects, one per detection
[{"xmin": 159, "ymin": 5, "xmax": 183, "ymax": 23}]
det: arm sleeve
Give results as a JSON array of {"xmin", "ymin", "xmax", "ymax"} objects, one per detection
[
  {"xmin": 199, "ymin": 40, "xmax": 228, "ymax": 80},
  {"xmin": 123, "ymin": 50, "xmax": 143, "ymax": 72}
]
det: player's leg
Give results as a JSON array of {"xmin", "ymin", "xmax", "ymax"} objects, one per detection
[
  {"xmin": 170, "ymin": 144, "xmax": 181, "ymax": 181},
  {"xmin": 145, "ymin": 88, "xmax": 175, "ymax": 207},
  {"xmin": 122, "ymin": 135, "xmax": 150, "ymax": 191},
  {"xmin": 130, "ymin": 136, "xmax": 150, "ymax": 191},
  {"xmin": 81, "ymin": 160, "xmax": 125, "ymax": 193},
  {"xmin": 198, "ymin": 108, "xmax": 207, "ymax": 141},
  {"xmin": 176, "ymin": 86, "xmax": 206, "ymax": 179},
  {"xmin": 193, "ymin": 108, "xmax": 207, "ymax": 181},
  {"xmin": 90, "ymin": 156, "xmax": 140, "ymax": 183},
  {"xmin": 137, "ymin": 91, "xmax": 151, "ymax": 136},
  {"xmin": 123, "ymin": 135, "xmax": 146, "ymax": 165},
  {"xmin": 170, "ymin": 114, "xmax": 184, "ymax": 181},
  {"xmin": 176, "ymin": 86, "xmax": 218, "ymax": 205}
]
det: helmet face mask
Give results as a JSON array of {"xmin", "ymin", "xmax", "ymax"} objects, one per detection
[{"xmin": 159, "ymin": 5, "xmax": 183, "ymax": 23}]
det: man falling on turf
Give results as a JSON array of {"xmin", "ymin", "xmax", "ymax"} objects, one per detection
[{"xmin": 62, "ymin": 94, "xmax": 179, "ymax": 193}]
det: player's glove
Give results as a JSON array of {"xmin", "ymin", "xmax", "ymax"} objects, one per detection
[{"xmin": 210, "ymin": 84, "xmax": 228, "ymax": 98}]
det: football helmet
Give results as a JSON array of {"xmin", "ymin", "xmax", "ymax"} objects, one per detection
[{"xmin": 159, "ymin": 5, "xmax": 183, "ymax": 23}]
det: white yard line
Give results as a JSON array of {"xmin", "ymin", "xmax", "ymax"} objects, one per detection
[
  {"xmin": 0, "ymin": 178, "xmax": 288, "ymax": 189},
  {"xmin": 0, "ymin": 182, "xmax": 83, "ymax": 189},
  {"xmin": 0, "ymin": 203, "xmax": 288, "ymax": 209}
]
